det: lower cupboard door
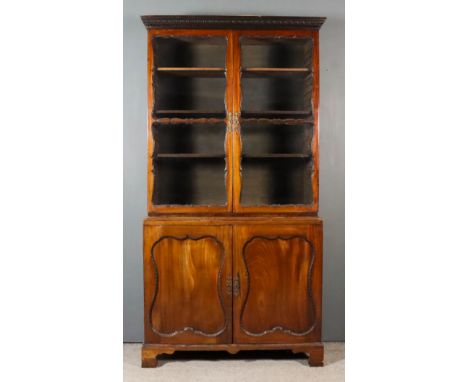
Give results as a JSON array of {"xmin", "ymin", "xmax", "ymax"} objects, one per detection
[
  {"xmin": 233, "ymin": 224, "xmax": 322, "ymax": 344},
  {"xmin": 143, "ymin": 224, "xmax": 232, "ymax": 344}
]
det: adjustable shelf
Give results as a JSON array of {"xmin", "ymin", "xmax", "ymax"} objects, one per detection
[
  {"xmin": 242, "ymin": 153, "xmax": 311, "ymax": 159},
  {"xmin": 156, "ymin": 67, "xmax": 226, "ymax": 77},
  {"xmin": 154, "ymin": 110, "xmax": 226, "ymax": 118},
  {"xmin": 155, "ymin": 153, "xmax": 225, "ymax": 159},
  {"xmin": 241, "ymin": 110, "xmax": 312, "ymax": 119},
  {"xmin": 240, "ymin": 118, "xmax": 314, "ymax": 125},
  {"xmin": 153, "ymin": 117, "xmax": 226, "ymax": 124},
  {"xmin": 242, "ymin": 68, "xmax": 310, "ymax": 78}
]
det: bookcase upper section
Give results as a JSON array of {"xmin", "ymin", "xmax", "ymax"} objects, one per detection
[{"xmin": 142, "ymin": 16, "xmax": 325, "ymax": 215}]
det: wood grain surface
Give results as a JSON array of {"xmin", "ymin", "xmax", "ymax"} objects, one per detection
[
  {"xmin": 141, "ymin": 16, "xmax": 326, "ymax": 367},
  {"xmin": 234, "ymin": 223, "xmax": 322, "ymax": 344},
  {"xmin": 144, "ymin": 225, "xmax": 232, "ymax": 344}
]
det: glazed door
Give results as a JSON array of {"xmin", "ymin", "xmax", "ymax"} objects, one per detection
[
  {"xmin": 143, "ymin": 224, "xmax": 232, "ymax": 344},
  {"xmin": 147, "ymin": 29, "xmax": 234, "ymax": 214},
  {"xmin": 233, "ymin": 224, "xmax": 322, "ymax": 344},
  {"xmin": 232, "ymin": 30, "xmax": 319, "ymax": 213},
  {"xmin": 147, "ymin": 29, "xmax": 319, "ymax": 215}
]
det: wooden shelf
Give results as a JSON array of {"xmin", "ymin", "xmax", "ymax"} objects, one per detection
[
  {"xmin": 240, "ymin": 118, "xmax": 314, "ymax": 125},
  {"xmin": 153, "ymin": 119, "xmax": 225, "ymax": 126},
  {"xmin": 157, "ymin": 67, "xmax": 226, "ymax": 77},
  {"xmin": 241, "ymin": 110, "xmax": 311, "ymax": 119},
  {"xmin": 155, "ymin": 153, "xmax": 225, "ymax": 159},
  {"xmin": 242, "ymin": 68, "xmax": 310, "ymax": 77},
  {"xmin": 156, "ymin": 111, "xmax": 309, "ymax": 119},
  {"xmin": 242, "ymin": 154, "xmax": 312, "ymax": 159},
  {"xmin": 154, "ymin": 110, "xmax": 226, "ymax": 118},
  {"xmin": 153, "ymin": 117, "xmax": 226, "ymax": 124}
]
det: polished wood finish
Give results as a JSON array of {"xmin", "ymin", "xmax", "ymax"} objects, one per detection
[
  {"xmin": 143, "ymin": 218, "xmax": 323, "ymax": 365},
  {"xmin": 147, "ymin": 28, "xmax": 233, "ymax": 215},
  {"xmin": 141, "ymin": 16, "xmax": 325, "ymax": 367},
  {"xmin": 144, "ymin": 215, "xmax": 322, "ymax": 225},
  {"xmin": 242, "ymin": 68, "xmax": 311, "ymax": 78},
  {"xmin": 233, "ymin": 29, "xmax": 318, "ymax": 214},
  {"xmin": 143, "ymin": 224, "xmax": 232, "ymax": 344},
  {"xmin": 155, "ymin": 153, "xmax": 225, "ymax": 158},
  {"xmin": 311, "ymin": 30, "xmax": 320, "ymax": 212},
  {"xmin": 154, "ymin": 110, "xmax": 226, "ymax": 117},
  {"xmin": 242, "ymin": 153, "xmax": 311, "ymax": 159},
  {"xmin": 147, "ymin": 28, "xmax": 319, "ymax": 214},
  {"xmin": 141, "ymin": 15, "xmax": 326, "ymax": 30},
  {"xmin": 142, "ymin": 342, "xmax": 324, "ymax": 367},
  {"xmin": 157, "ymin": 67, "xmax": 225, "ymax": 75},
  {"xmin": 233, "ymin": 223, "xmax": 322, "ymax": 344}
]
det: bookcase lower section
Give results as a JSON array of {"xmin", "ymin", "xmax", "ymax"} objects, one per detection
[
  {"xmin": 142, "ymin": 216, "xmax": 323, "ymax": 367},
  {"xmin": 141, "ymin": 342, "xmax": 324, "ymax": 367}
]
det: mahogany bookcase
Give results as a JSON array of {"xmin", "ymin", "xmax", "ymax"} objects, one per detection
[{"xmin": 140, "ymin": 15, "xmax": 326, "ymax": 367}]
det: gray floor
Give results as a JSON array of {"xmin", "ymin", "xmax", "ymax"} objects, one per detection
[{"xmin": 124, "ymin": 342, "xmax": 344, "ymax": 382}]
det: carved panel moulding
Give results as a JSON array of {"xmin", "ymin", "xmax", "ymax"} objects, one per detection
[
  {"xmin": 149, "ymin": 235, "xmax": 227, "ymax": 337},
  {"xmin": 240, "ymin": 235, "xmax": 317, "ymax": 337}
]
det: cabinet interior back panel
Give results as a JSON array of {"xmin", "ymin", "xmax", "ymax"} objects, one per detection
[
  {"xmin": 153, "ymin": 36, "xmax": 227, "ymax": 67},
  {"xmin": 153, "ymin": 158, "xmax": 226, "ymax": 206}
]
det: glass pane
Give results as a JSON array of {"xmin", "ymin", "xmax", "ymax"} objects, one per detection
[
  {"xmin": 152, "ymin": 37, "xmax": 227, "ymax": 118},
  {"xmin": 153, "ymin": 123, "xmax": 225, "ymax": 154},
  {"xmin": 150, "ymin": 36, "xmax": 228, "ymax": 207},
  {"xmin": 241, "ymin": 123, "xmax": 312, "ymax": 155},
  {"xmin": 152, "ymin": 122, "xmax": 227, "ymax": 206},
  {"xmin": 239, "ymin": 36, "xmax": 314, "ymax": 207},
  {"xmin": 240, "ymin": 37, "xmax": 313, "ymax": 118},
  {"xmin": 154, "ymin": 74, "xmax": 226, "ymax": 117},
  {"xmin": 153, "ymin": 158, "xmax": 226, "ymax": 206},
  {"xmin": 153, "ymin": 37, "xmax": 226, "ymax": 67},
  {"xmin": 240, "ymin": 157, "xmax": 313, "ymax": 205},
  {"xmin": 240, "ymin": 37, "xmax": 312, "ymax": 68},
  {"xmin": 241, "ymin": 76, "xmax": 312, "ymax": 117}
]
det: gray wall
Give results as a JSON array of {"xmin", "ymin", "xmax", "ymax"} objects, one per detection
[{"xmin": 124, "ymin": 0, "xmax": 344, "ymax": 342}]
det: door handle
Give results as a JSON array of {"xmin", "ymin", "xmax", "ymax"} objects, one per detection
[
  {"xmin": 232, "ymin": 112, "xmax": 240, "ymax": 134},
  {"xmin": 226, "ymin": 112, "xmax": 240, "ymax": 134},
  {"xmin": 226, "ymin": 273, "xmax": 240, "ymax": 297},
  {"xmin": 233, "ymin": 273, "xmax": 240, "ymax": 297}
]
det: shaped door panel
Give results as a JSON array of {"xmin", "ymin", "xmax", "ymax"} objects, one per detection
[
  {"xmin": 143, "ymin": 224, "xmax": 232, "ymax": 344},
  {"xmin": 233, "ymin": 223, "xmax": 322, "ymax": 344}
]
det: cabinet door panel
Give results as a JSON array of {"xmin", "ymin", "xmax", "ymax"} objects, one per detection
[
  {"xmin": 232, "ymin": 30, "xmax": 320, "ymax": 214},
  {"xmin": 147, "ymin": 29, "xmax": 234, "ymax": 214},
  {"xmin": 144, "ymin": 225, "xmax": 232, "ymax": 344},
  {"xmin": 233, "ymin": 224, "xmax": 322, "ymax": 344}
]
